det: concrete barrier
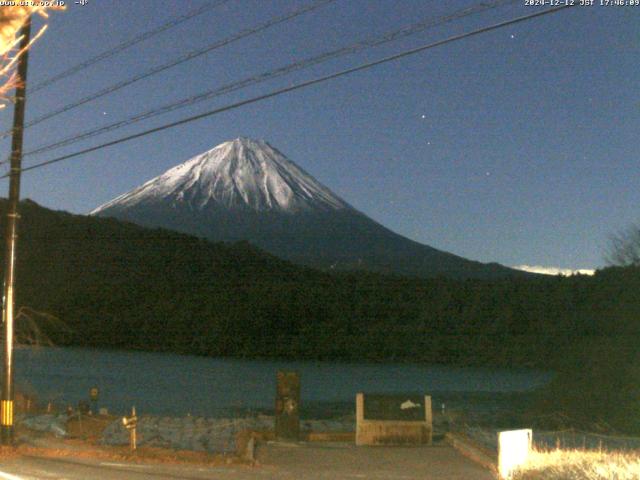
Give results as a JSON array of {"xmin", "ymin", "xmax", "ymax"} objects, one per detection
[
  {"xmin": 445, "ymin": 432, "xmax": 497, "ymax": 472},
  {"xmin": 102, "ymin": 415, "xmax": 273, "ymax": 453}
]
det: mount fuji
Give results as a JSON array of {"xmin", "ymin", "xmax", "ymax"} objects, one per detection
[{"xmin": 92, "ymin": 137, "xmax": 521, "ymax": 279}]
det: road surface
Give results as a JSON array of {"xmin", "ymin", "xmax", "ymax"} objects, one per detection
[{"xmin": 0, "ymin": 441, "xmax": 495, "ymax": 479}]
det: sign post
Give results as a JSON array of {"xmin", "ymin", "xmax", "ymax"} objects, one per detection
[
  {"xmin": 275, "ymin": 371, "xmax": 300, "ymax": 440},
  {"xmin": 122, "ymin": 406, "xmax": 138, "ymax": 451}
]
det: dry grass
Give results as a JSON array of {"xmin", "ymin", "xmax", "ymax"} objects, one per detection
[{"xmin": 512, "ymin": 448, "xmax": 640, "ymax": 480}]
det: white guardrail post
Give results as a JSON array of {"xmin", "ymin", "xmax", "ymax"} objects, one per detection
[{"xmin": 498, "ymin": 429, "xmax": 532, "ymax": 479}]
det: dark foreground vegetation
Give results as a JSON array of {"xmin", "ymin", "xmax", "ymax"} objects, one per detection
[{"xmin": 2, "ymin": 200, "xmax": 640, "ymax": 432}]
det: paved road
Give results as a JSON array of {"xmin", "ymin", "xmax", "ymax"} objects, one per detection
[
  {"xmin": 0, "ymin": 442, "xmax": 495, "ymax": 479},
  {"xmin": 254, "ymin": 441, "xmax": 495, "ymax": 480}
]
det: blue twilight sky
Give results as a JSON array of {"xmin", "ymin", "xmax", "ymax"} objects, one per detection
[{"xmin": 0, "ymin": 0, "xmax": 638, "ymax": 271}]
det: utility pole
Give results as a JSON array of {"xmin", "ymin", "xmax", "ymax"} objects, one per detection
[{"xmin": 1, "ymin": 16, "xmax": 32, "ymax": 445}]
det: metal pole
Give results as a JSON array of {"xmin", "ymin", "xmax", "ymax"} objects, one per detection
[
  {"xmin": 131, "ymin": 406, "xmax": 137, "ymax": 451},
  {"xmin": 1, "ymin": 16, "xmax": 32, "ymax": 445}
]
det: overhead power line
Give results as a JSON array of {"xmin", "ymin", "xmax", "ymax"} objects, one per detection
[
  {"xmin": 1, "ymin": 5, "xmax": 575, "ymax": 180},
  {"xmin": 21, "ymin": 0, "xmax": 517, "ymax": 160},
  {"xmin": 29, "ymin": 0, "xmax": 232, "ymax": 93},
  {"xmin": 0, "ymin": 0, "xmax": 335, "ymax": 139}
]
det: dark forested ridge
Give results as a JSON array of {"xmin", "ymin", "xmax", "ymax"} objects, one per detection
[{"xmin": 2, "ymin": 200, "xmax": 638, "ymax": 371}]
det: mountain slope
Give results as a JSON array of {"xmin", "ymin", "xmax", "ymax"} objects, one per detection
[{"xmin": 92, "ymin": 137, "xmax": 523, "ymax": 279}]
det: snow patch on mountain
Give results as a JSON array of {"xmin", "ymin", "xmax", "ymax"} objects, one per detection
[
  {"xmin": 91, "ymin": 138, "xmax": 350, "ymax": 215},
  {"xmin": 513, "ymin": 265, "xmax": 595, "ymax": 276}
]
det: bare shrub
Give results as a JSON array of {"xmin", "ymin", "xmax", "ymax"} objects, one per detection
[
  {"xmin": 606, "ymin": 225, "xmax": 640, "ymax": 267},
  {"xmin": 0, "ymin": 5, "xmax": 63, "ymax": 107},
  {"xmin": 15, "ymin": 306, "xmax": 72, "ymax": 347}
]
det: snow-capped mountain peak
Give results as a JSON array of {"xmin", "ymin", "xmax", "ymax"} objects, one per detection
[
  {"xmin": 91, "ymin": 137, "xmax": 522, "ymax": 279},
  {"xmin": 91, "ymin": 137, "xmax": 350, "ymax": 214}
]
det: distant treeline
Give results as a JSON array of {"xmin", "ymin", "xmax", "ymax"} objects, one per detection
[{"xmin": 1, "ymin": 200, "xmax": 637, "ymax": 374}]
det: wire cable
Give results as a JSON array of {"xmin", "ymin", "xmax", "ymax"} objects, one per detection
[
  {"xmin": 29, "ymin": 0, "xmax": 232, "ymax": 93},
  {"xmin": 21, "ymin": 0, "xmax": 517, "ymax": 160},
  {"xmin": 0, "ymin": 5, "xmax": 575, "ymax": 180},
  {"xmin": 0, "ymin": 0, "xmax": 336, "ymax": 139}
]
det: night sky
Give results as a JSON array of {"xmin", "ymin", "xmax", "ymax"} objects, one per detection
[{"xmin": 1, "ymin": 0, "xmax": 638, "ymax": 272}]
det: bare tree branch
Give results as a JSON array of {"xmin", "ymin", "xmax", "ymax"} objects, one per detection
[
  {"xmin": 15, "ymin": 306, "xmax": 72, "ymax": 347},
  {"xmin": 0, "ymin": 6, "xmax": 63, "ymax": 108},
  {"xmin": 606, "ymin": 225, "xmax": 640, "ymax": 267}
]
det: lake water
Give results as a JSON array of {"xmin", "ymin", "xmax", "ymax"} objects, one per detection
[{"xmin": 13, "ymin": 347, "xmax": 552, "ymax": 417}]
